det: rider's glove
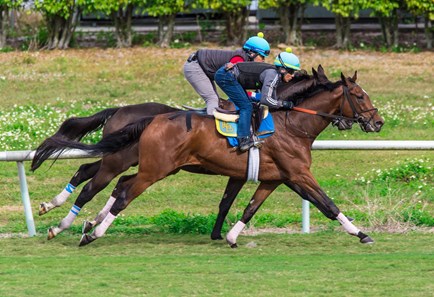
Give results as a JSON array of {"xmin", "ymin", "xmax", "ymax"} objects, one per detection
[{"xmin": 281, "ymin": 100, "xmax": 294, "ymax": 110}]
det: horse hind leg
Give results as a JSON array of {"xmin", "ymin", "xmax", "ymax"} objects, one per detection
[
  {"xmin": 81, "ymin": 175, "xmax": 136, "ymax": 233},
  {"xmin": 39, "ymin": 161, "xmax": 101, "ymax": 216},
  {"xmin": 79, "ymin": 173, "xmax": 153, "ymax": 247},
  {"xmin": 47, "ymin": 168, "xmax": 116, "ymax": 240}
]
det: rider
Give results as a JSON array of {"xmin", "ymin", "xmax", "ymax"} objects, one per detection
[
  {"xmin": 215, "ymin": 48, "xmax": 301, "ymax": 152},
  {"xmin": 183, "ymin": 33, "xmax": 270, "ymax": 115}
]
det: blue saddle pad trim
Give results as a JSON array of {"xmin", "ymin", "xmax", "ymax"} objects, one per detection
[{"xmin": 227, "ymin": 113, "xmax": 275, "ymax": 147}]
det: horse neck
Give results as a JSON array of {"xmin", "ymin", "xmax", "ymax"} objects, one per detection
[
  {"xmin": 277, "ymin": 76, "xmax": 316, "ymax": 100},
  {"xmin": 276, "ymin": 85, "xmax": 344, "ymax": 139}
]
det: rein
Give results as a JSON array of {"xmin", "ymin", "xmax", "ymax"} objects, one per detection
[{"xmin": 291, "ymin": 85, "xmax": 377, "ymax": 125}]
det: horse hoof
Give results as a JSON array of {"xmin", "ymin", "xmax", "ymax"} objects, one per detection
[
  {"xmin": 360, "ymin": 236, "xmax": 374, "ymax": 244},
  {"xmin": 39, "ymin": 203, "xmax": 48, "ymax": 216},
  {"xmin": 82, "ymin": 220, "xmax": 94, "ymax": 234},
  {"xmin": 211, "ymin": 234, "xmax": 223, "ymax": 240},
  {"xmin": 47, "ymin": 227, "xmax": 56, "ymax": 240},
  {"xmin": 226, "ymin": 239, "xmax": 238, "ymax": 248},
  {"xmin": 79, "ymin": 234, "xmax": 96, "ymax": 247}
]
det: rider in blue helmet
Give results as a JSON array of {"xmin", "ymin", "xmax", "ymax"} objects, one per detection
[
  {"xmin": 215, "ymin": 48, "xmax": 300, "ymax": 152},
  {"xmin": 184, "ymin": 33, "xmax": 270, "ymax": 115}
]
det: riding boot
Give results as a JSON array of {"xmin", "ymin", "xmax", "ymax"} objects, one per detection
[{"xmin": 238, "ymin": 136, "xmax": 254, "ymax": 152}]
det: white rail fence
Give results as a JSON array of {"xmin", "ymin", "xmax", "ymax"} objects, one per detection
[{"xmin": 1, "ymin": 140, "xmax": 433, "ymax": 237}]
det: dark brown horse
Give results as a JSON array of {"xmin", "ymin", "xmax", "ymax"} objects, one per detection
[
  {"xmin": 32, "ymin": 67, "xmax": 330, "ymax": 240},
  {"xmin": 41, "ymin": 71, "xmax": 384, "ymax": 247}
]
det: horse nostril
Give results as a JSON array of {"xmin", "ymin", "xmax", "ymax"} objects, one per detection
[{"xmin": 376, "ymin": 120, "xmax": 384, "ymax": 127}]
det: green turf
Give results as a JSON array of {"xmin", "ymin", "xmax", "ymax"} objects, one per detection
[{"xmin": 0, "ymin": 232, "xmax": 433, "ymax": 297}]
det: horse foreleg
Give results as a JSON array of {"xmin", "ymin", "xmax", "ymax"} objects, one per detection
[
  {"xmin": 211, "ymin": 177, "xmax": 246, "ymax": 240},
  {"xmin": 226, "ymin": 182, "xmax": 280, "ymax": 248},
  {"xmin": 39, "ymin": 160, "xmax": 101, "ymax": 216},
  {"xmin": 284, "ymin": 175, "xmax": 374, "ymax": 244}
]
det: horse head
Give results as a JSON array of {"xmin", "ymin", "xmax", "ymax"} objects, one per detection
[{"xmin": 340, "ymin": 72, "xmax": 384, "ymax": 132}]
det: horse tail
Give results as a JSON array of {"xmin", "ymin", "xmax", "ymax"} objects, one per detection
[
  {"xmin": 29, "ymin": 107, "xmax": 137, "ymax": 171},
  {"xmin": 31, "ymin": 116, "xmax": 155, "ymax": 171}
]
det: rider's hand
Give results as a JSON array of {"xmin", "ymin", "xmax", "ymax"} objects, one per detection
[
  {"xmin": 225, "ymin": 63, "xmax": 234, "ymax": 71},
  {"xmin": 281, "ymin": 100, "xmax": 294, "ymax": 110}
]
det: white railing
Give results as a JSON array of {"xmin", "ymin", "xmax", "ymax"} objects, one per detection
[{"xmin": 1, "ymin": 140, "xmax": 433, "ymax": 237}]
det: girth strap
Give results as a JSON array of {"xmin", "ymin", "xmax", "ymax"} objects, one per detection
[{"xmin": 186, "ymin": 112, "xmax": 193, "ymax": 132}]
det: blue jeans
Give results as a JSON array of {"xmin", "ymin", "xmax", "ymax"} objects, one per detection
[{"xmin": 215, "ymin": 66, "xmax": 252, "ymax": 138}]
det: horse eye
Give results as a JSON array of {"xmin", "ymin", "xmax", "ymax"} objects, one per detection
[{"xmin": 355, "ymin": 93, "xmax": 364, "ymax": 101}]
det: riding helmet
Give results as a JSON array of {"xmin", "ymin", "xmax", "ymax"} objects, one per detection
[
  {"xmin": 243, "ymin": 32, "xmax": 271, "ymax": 57},
  {"xmin": 274, "ymin": 48, "xmax": 301, "ymax": 70}
]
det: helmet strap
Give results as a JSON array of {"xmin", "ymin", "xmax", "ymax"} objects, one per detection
[{"xmin": 246, "ymin": 51, "xmax": 259, "ymax": 61}]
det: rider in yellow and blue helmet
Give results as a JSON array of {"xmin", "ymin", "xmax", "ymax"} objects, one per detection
[
  {"xmin": 243, "ymin": 32, "xmax": 270, "ymax": 60},
  {"xmin": 274, "ymin": 48, "xmax": 300, "ymax": 76}
]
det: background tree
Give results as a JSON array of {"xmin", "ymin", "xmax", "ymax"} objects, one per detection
[
  {"xmin": 0, "ymin": 0, "xmax": 22, "ymax": 48},
  {"xmin": 83, "ymin": 0, "xmax": 143, "ymax": 48},
  {"xmin": 365, "ymin": 0, "xmax": 402, "ymax": 48},
  {"xmin": 315, "ymin": 0, "xmax": 366, "ymax": 49},
  {"xmin": 201, "ymin": 0, "xmax": 252, "ymax": 45},
  {"xmin": 260, "ymin": 0, "xmax": 308, "ymax": 46},
  {"xmin": 405, "ymin": 0, "xmax": 434, "ymax": 49},
  {"xmin": 145, "ymin": 0, "xmax": 188, "ymax": 48},
  {"xmin": 34, "ymin": 0, "xmax": 82, "ymax": 49}
]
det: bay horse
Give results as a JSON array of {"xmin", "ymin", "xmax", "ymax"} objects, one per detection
[
  {"xmin": 40, "ymin": 71, "xmax": 384, "ymax": 247},
  {"xmin": 31, "ymin": 67, "xmax": 329, "ymax": 240}
]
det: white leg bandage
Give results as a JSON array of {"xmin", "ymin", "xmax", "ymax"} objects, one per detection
[
  {"xmin": 226, "ymin": 221, "xmax": 246, "ymax": 245},
  {"xmin": 52, "ymin": 183, "xmax": 76, "ymax": 206},
  {"xmin": 58, "ymin": 205, "xmax": 81, "ymax": 230},
  {"xmin": 94, "ymin": 213, "xmax": 117, "ymax": 238},
  {"xmin": 95, "ymin": 196, "xmax": 116, "ymax": 223},
  {"xmin": 337, "ymin": 213, "xmax": 360, "ymax": 235}
]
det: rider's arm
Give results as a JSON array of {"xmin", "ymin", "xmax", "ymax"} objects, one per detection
[
  {"xmin": 259, "ymin": 69, "xmax": 281, "ymax": 108},
  {"xmin": 229, "ymin": 55, "xmax": 245, "ymax": 64}
]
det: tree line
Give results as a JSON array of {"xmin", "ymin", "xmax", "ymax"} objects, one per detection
[{"xmin": 0, "ymin": 0, "xmax": 432, "ymax": 50}]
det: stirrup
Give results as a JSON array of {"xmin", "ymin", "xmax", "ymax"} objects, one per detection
[
  {"xmin": 238, "ymin": 137, "xmax": 254, "ymax": 152},
  {"xmin": 252, "ymin": 135, "xmax": 264, "ymax": 148}
]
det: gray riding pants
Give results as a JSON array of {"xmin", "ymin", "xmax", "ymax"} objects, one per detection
[{"xmin": 183, "ymin": 60, "xmax": 219, "ymax": 115}]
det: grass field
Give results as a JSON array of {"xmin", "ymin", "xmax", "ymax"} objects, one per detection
[
  {"xmin": 1, "ymin": 232, "xmax": 433, "ymax": 297},
  {"xmin": 0, "ymin": 47, "xmax": 433, "ymax": 296}
]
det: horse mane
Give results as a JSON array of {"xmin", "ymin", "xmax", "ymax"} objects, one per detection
[{"xmin": 277, "ymin": 65, "xmax": 343, "ymax": 106}]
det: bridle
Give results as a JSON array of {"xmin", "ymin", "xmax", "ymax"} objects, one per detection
[
  {"xmin": 341, "ymin": 83, "xmax": 378, "ymax": 131},
  {"xmin": 292, "ymin": 82, "xmax": 378, "ymax": 131}
]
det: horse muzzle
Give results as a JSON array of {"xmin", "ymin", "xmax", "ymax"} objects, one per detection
[{"xmin": 359, "ymin": 117, "xmax": 384, "ymax": 133}]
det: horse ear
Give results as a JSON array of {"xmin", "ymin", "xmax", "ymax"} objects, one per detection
[
  {"xmin": 352, "ymin": 71, "xmax": 358, "ymax": 81},
  {"xmin": 340, "ymin": 72, "xmax": 347, "ymax": 85},
  {"xmin": 317, "ymin": 64, "xmax": 325, "ymax": 75},
  {"xmin": 312, "ymin": 67, "xmax": 318, "ymax": 78}
]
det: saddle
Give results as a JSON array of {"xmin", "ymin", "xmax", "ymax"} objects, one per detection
[{"xmin": 213, "ymin": 102, "xmax": 274, "ymax": 139}]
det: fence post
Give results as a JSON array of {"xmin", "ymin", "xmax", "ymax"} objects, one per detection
[
  {"xmin": 16, "ymin": 161, "xmax": 36, "ymax": 237},
  {"xmin": 302, "ymin": 200, "xmax": 310, "ymax": 233}
]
